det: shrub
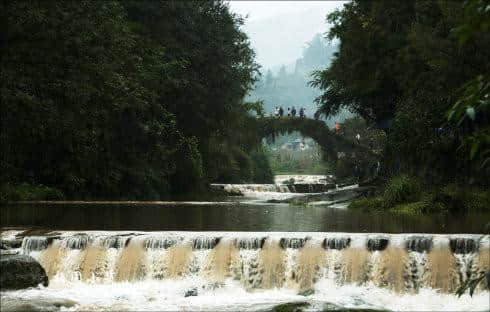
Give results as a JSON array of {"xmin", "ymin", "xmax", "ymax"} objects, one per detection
[
  {"xmin": 382, "ymin": 175, "xmax": 421, "ymax": 207},
  {"xmin": 0, "ymin": 183, "xmax": 64, "ymax": 202},
  {"xmin": 435, "ymin": 184, "xmax": 490, "ymax": 213},
  {"xmin": 465, "ymin": 189, "xmax": 490, "ymax": 212},
  {"xmin": 348, "ymin": 197, "xmax": 384, "ymax": 211},
  {"xmin": 250, "ymin": 149, "xmax": 274, "ymax": 183},
  {"xmin": 391, "ymin": 199, "xmax": 446, "ymax": 215},
  {"xmin": 335, "ymin": 158, "xmax": 355, "ymax": 180}
]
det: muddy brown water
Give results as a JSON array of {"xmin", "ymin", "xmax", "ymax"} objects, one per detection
[{"xmin": 1, "ymin": 201, "xmax": 488, "ymax": 233}]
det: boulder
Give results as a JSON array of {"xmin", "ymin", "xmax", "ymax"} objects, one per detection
[
  {"xmin": 270, "ymin": 302, "xmax": 309, "ymax": 312},
  {"xmin": 201, "ymin": 282, "xmax": 225, "ymax": 291},
  {"xmin": 0, "ymin": 250, "xmax": 20, "ymax": 256},
  {"xmin": 298, "ymin": 289, "xmax": 314, "ymax": 296},
  {"xmin": 1, "ymin": 297, "xmax": 76, "ymax": 312},
  {"xmin": 0, "ymin": 240, "xmax": 22, "ymax": 250},
  {"xmin": 184, "ymin": 287, "xmax": 198, "ymax": 297},
  {"xmin": 0, "ymin": 255, "xmax": 48, "ymax": 290}
]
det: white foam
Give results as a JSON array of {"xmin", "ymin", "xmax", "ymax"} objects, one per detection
[
  {"xmin": 1, "ymin": 276, "xmax": 487, "ymax": 311},
  {"xmin": 17, "ymin": 230, "xmax": 487, "ymax": 243},
  {"xmin": 4, "ymin": 231, "xmax": 489, "ymax": 311},
  {"xmin": 274, "ymin": 174, "xmax": 334, "ymax": 185},
  {"xmin": 0, "ymin": 230, "xmax": 23, "ymax": 241}
]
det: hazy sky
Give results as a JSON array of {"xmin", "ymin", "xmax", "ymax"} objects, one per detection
[{"xmin": 228, "ymin": 1, "xmax": 346, "ymax": 70}]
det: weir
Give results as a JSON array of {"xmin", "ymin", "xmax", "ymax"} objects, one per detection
[
  {"xmin": 20, "ymin": 232, "xmax": 489, "ymax": 294},
  {"xmin": 210, "ymin": 183, "xmax": 335, "ymax": 194}
]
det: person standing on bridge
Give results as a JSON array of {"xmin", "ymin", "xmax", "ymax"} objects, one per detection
[
  {"xmin": 354, "ymin": 163, "xmax": 361, "ymax": 182},
  {"xmin": 314, "ymin": 111, "xmax": 320, "ymax": 120},
  {"xmin": 287, "ymin": 107, "xmax": 291, "ymax": 117},
  {"xmin": 291, "ymin": 106, "xmax": 296, "ymax": 117},
  {"xmin": 279, "ymin": 106, "xmax": 284, "ymax": 117},
  {"xmin": 299, "ymin": 107, "xmax": 305, "ymax": 118},
  {"xmin": 274, "ymin": 106, "xmax": 279, "ymax": 117}
]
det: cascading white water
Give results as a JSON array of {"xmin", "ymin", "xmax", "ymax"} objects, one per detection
[
  {"xmin": 2, "ymin": 231, "xmax": 488, "ymax": 311},
  {"xmin": 212, "ymin": 183, "xmax": 294, "ymax": 193},
  {"xmin": 19, "ymin": 232, "xmax": 489, "ymax": 294}
]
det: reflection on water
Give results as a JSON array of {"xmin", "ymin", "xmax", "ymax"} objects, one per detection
[{"xmin": 1, "ymin": 201, "xmax": 488, "ymax": 233}]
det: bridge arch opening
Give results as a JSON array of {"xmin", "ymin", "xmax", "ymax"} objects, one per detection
[{"xmin": 258, "ymin": 117, "xmax": 380, "ymax": 181}]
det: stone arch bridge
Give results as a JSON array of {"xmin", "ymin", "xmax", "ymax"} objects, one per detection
[{"xmin": 258, "ymin": 117, "xmax": 378, "ymax": 161}]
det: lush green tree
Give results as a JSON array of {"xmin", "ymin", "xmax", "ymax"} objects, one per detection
[
  {"xmin": 1, "ymin": 1, "xmax": 197, "ymax": 198},
  {"xmin": 310, "ymin": 0, "xmax": 415, "ymax": 124},
  {"xmin": 447, "ymin": 0, "xmax": 490, "ymax": 170},
  {"xmin": 310, "ymin": 0, "xmax": 489, "ymax": 185},
  {"xmin": 123, "ymin": 1, "xmax": 260, "ymax": 167},
  {"xmin": 1, "ymin": 0, "xmax": 268, "ymax": 199}
]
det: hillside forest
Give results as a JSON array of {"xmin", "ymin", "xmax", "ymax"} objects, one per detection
[{"xmin": 1, "ymin": 0, "xmax": 272, "ymax": 200}]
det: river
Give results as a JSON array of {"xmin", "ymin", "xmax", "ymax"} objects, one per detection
[{"xmin": 1, "ymin": 175, "xmax": 489, "ymax": 311}]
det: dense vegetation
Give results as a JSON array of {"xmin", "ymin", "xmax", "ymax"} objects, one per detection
[
  {"xmin": 265, "ymin": 137, "xmax": 329, "ymax": 175},
  {"xmin": 310, "ymin": 0, "xmax": 489, "ymax": 213},
  {"xmin": 0, "ymin": 1, "xmax": 272, "ymax": 201}
]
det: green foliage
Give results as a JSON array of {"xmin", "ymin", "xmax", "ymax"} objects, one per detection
[
  {"xmin": 348, "ymin": 197, "xmax": 384, "ymax": 211},
  {"xmin": 442, "ymin": 0, "xmax": 490, "ymax": 176},
  {"xmin": 382, "ymin": 175, "xmax": 421, "ymax": 207},
  {"xmin": 447, "ymin": 74, "xmax": 490, "ymax": 168},
  {"xmin": 250, "ymin": 148, "xmax": 274, "ymax": 183},
  {"xmin": 206, "ymin": 136, "xmax": 273, "ymax": 184},
  {"xmin": 349, "ymin": 180, "xmax": 490, "ymax": 215},
  {"xmin": 451, "ymin": 0, "xmax": 490, "ymax": 45},
  {"xmin": 436, "ymin": 184, "xmax": 490, "ymax": 213},
  {"xmin": 1, "ymin": 183, "xmax": 64, "ymax": 202},
  {"xmin": 311, "ymin": 0, "xmax": 490, "ymax": 186},
  {"xmin": 391, "ymin": 202, "xmax": 429, "ymax": 216},
  {"xmin": 123, "ymin": 1, "xmax": 260, "ymax": 169},
  {"xmin": 335, "ymin": 158, "xmax": 355, "ymax": 180},
  {"xmin": 310, "ymin": 1, "xmax": 414, "ymax": 123},
  {"xmin": 1, "ymin": 0, "xmax": 267, "ymax": 199},
  {"xmin": 267, "ymin": 139, "xmax": 329, "ymax": 175}
]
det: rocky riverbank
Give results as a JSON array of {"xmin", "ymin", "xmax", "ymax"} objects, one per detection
[{"xmin": 0, "ymin": 254, "xmax": 48, "ymax": 290}]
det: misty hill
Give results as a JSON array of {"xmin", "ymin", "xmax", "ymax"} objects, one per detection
[
  {"xmin": 241, "ymin": 6, "xmax": 338, "ymax": 69},
  {"xmin": 248, "ymin": 34, "xmax": 352, "ymax": 129}
]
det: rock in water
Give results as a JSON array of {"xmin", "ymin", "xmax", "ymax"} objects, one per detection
[
  {"xmin": 298, "ymin": 289, "xmax": 314, "ymax": 296},
  {"xmin": 184, "ymin": 288, "xmax": 198, "ymax": 297},
  {"xmin": 0, "ymin": 255, "xmax": 49, "ymax": 289},
  {"xmin": 270, "ymin": 302, "xmax": 309, "ymax": 312},
  {"xmin": 0, "ymin": 239, "xmax": 22, "ymax": 250},
  {"xmin": 1, "ymin": 297, "xmax": 76, "ymax": 312}
]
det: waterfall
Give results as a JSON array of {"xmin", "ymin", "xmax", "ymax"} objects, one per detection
[
  {"xmin": 210, "ymin": 183, "xmax": 333, "ymax": 194},
  {"xmin": 21, "ymin": 232, "xmax": 489, "ymax": 294}
]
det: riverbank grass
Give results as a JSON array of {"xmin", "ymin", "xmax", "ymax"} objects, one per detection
[
  {"xmin": 0, "ymin": 183, "xmax": 64, "ymax": 202},
  {"xmin": 348, "ymin": 176, "xmax": 490, "ymax": 215}
]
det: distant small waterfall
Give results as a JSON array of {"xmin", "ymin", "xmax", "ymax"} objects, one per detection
[
  {"xmin": 211, "ymin": 183, "xmax": 334, "ymax": 194},
  {"xmin": 21, "ymin": 232, "xmax": 489, "ymax": 295}
]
